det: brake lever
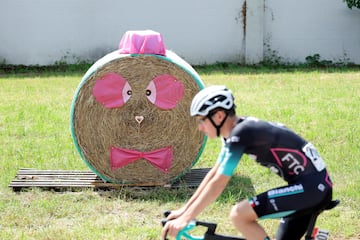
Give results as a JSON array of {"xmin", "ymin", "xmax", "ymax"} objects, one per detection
[
  {"xmin": 162, "ymin": 211, "xmax": 217, "ymax": 240},
  {"xmin": 164, "ymin": 210, "xmax": 171, "ymax": 218},
  {"xmin": 161, "ymin": 211, "xmax": 171, "ymax": 240},
  {"xmin": 162, "ymin": 210, "xmax": 171, "ymax": 226}
]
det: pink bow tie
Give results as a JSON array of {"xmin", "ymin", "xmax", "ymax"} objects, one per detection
[{"xmin": 110, "ymin": 146, "xmax": 173, "ymax": 173}]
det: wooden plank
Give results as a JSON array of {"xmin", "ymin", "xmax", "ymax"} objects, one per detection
[
  {"xmin": 16, "ymin": 175, "xmax": 98, "ymax": 180},
  {"xmin": 9, "ymin": 168, "xmax": 210, "ymax": 191},
  {"xmin": 12, "ymin": 168, "xmax": 110, "ymax": 191}
]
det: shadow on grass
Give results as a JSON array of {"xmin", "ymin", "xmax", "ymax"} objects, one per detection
[{"xmin": 98, "ymin": 174, "xmax": 255, "ymax": 204}]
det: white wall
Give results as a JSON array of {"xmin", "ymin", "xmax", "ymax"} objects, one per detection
[
  {"xmin": 0, "ymin": 0, "xmax": 244, "ymax": 65},
  {"xmin": 264, "ymin": 0, "xmax": 360, "ymax": 64},
  {"xmin": 0, "ymin": 0, "xmax": 359, "ymax": 65}
]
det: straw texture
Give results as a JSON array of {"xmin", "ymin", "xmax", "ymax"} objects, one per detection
[{"xmin": 73, "ymin": 55, "xmax": 204, "ymax": 184}]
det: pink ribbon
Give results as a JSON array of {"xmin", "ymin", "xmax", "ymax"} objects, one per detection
[{"xmin": 110, "ymin": 146, "xmax": 173, "ymax": 173}]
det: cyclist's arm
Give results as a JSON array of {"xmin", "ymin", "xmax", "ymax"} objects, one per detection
[
  {"xmin": 167, "ymin": 146, "xmax": 227, "ymax": 220},
  {"xmin": 163, "ymin": 172, "xmax": 231, "ymax": 238},
  {"xmin": 180, "ymin": 142, "xmax": 243, "ymax": 216},
  {"xmin": 185, "ymin": 171, "xmax": 231, "ymax": 217},
  {"xmin": 184, "ymin": 146, "xmax": 243, "ymax": 216},
  {"xmin": 186, "ymin": 163, "xmax": 220, "ymax": 207},
  {"xmin": 178, "ymin": 145, "xmax": 243, "ymax": 222},
  {"xmin": 163, "ymin": 144, "xmax": 244, "ymax": 238},
  {"xmin": 167, "ymin": 163, "xmax": 220, "ymax": 220}
]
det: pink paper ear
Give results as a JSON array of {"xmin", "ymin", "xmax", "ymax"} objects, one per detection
[
  {"xmin": 93, "ymin": 72, "xmax": 131, "ymax": 108},
  {"xmin": 146, "ymin": 74, "xmax": 184, "ymax": 110}
]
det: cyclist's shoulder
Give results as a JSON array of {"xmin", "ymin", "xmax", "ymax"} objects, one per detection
[
  {"xmin": 234, "ymin": 116, "xmax": 271, "ymax": 133},
  {"xmin": 236, "ymin": 116, "xmax": 296, "ymax": 133}
]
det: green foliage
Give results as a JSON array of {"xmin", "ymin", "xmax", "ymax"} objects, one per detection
[
  {"xmin": 0, "ymin": 62, "xmax": 92, "ymax": 75},
  {"xmin": 344, "ymin": 0, "xmax": 360, "ymax": 8},
  {"xmin": 304, "ymin": 53, "xmax": 355, "ymax": 68},
  {"xmin": 261, "ymin": 40, "xmax": 283, "ymax": 66},
  {"xmin": 305, "ymin": 54, "xmax": 333, "ymax": 67}
]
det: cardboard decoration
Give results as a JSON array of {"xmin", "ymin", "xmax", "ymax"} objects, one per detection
[{"xmin": 70, "ymin": 30, "xmax": 207, "ymax": 184}]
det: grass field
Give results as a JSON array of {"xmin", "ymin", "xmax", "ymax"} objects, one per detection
[{"xmin": 0, "ymin": 65, "xmax": 359, "ymax": 239}]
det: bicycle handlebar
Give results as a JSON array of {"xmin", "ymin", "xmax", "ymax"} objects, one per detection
[
  {"xmin": 161, "ymin": 211, "xmax": 244, "ymax": 240},
  {"xmin": 162, "ymin": 211, "xmax": 207, "ymax": 240}
]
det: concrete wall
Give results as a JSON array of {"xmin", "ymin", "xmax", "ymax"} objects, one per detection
[
  {"xmin": 0, "ymin": 0, "xmax": 245, "ymax": 65},
  {"xmin": 263, "ymin": 0, "xmax": 360, "ymax": 64},
  {"xmin": 0, "ymin": 0, "xmax": 359, "ymax": 65}
]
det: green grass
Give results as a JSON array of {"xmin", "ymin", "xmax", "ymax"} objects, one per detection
[{"xmin": 0, "ymin": 65, "xmax": 359, "ymax": 239}]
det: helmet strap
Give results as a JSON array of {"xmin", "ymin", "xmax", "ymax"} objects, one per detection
[{"xmin": 208, "ymin": 112, "xmax": 228, "ymax": 137}]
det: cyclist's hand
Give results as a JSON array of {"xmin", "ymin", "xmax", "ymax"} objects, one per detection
[
  {"xmin": 161, "ymin": 217, "xmax": 189, "ymax": 239},
  {"xmin": 166, "ymin": 207, "xmax": 185, "ymax": 220}
]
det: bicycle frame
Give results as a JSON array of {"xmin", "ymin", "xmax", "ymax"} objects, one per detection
[
  {"xmin": 175, "ymin": 220, "xmax": 203, "ymax": 240},
  {"xmin": 162, "ymin": 199, "xmax": 339, "ymax": 240},
  {"xmin": 304, "ymin": 200, "xmax": 340, "ymax": 240},
  {"xmin": 162, "ymin": 214, "xmax": 245, "ymax": 240}
]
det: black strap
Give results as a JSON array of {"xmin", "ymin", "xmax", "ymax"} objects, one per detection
[{"xmin": 208, "ymin": 112, "xmax": 228, "ymax": 137}]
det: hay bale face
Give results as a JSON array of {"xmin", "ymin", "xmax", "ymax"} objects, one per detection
[{"xmin": 72, "ymin": 55, "xmax": 205, "ymax": 184}]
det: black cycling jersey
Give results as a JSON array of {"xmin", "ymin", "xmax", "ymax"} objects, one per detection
[
  {"xmin": 216, "ymin": 116, "xmax": 333, "ymax": 240},
  {"xmin": 218, "ymin": 116, "xmax": 331, "ymax": 185}
]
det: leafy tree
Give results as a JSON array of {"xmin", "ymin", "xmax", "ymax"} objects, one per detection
[{"xmin": 344, "ymin": 0, "xmax": 360, "ymax": 9}]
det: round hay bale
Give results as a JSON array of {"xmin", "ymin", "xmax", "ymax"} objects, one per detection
[{"xmin": 70, "ymin": 50, "xmax": 206, "ymax": 184}]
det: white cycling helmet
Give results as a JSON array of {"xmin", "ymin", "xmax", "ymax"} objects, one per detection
[{"xmin": 190, "ymin": 85, "xmax": 234, "ymax": 117}]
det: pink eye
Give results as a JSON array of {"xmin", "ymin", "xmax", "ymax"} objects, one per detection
[
  {"xmin": 93, "ymin": 72, "xmax": 131, "ymax": 108},
  {"xmin": 146, "ymin": 74, "xmax": 184, "ymax": 110}
]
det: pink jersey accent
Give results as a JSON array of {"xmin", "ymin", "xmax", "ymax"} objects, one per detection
[{"xmin": 270, "ymin": 148, "xmax": 308, "ymax": 175}]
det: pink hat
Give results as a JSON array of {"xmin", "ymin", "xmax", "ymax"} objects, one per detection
[{"xmin": 119, "ymin": 30, "xmax": 166, "ymax": 56}]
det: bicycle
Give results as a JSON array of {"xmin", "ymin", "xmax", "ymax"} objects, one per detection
[{"xmin": 162, "ymin": 199, "xmax": 339, "ymax": 240}]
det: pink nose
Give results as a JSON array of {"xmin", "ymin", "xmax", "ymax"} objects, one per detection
[{"xmin": 135, "ymin": 116, "xmax": 144, "ymax": 124}]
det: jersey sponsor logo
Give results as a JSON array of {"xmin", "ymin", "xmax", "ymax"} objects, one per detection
[
  {"xmin": 226, "ymin": 136, "xmax": 240, "ymax": 144},
  {"xmin": 249, "ymin": 196, "xmax": 260, "ymax": 208},
  {"xmin": 267, "ymin": 184, "xmax": 304, "ymax": 198},
  {"xmin": 302, "ymin": 142, "xmax": 326, "ymax": 172},
  {"xmin": 270, "ymin": 199, "xmax": 279, "ymax": 211},
  {"xmin": 271, "ymin": 148, "xmax": 307, "ymax": 175},
  {"xmin": 318, "ymin": 183, "xmax": 325, "ymax": 192}
]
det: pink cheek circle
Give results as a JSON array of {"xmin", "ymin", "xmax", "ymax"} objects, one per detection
[
  {"xmin": 146, "ymin": 74, "xmax": 184, "ymax": 110},
  {"xmin": 92, "ymin": 72, "xmax": 131, "ymax": 108}
]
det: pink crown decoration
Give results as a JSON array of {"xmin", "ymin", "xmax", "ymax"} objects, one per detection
[{"xmin": 119, "ymin": 30, "xmax": 166, "ymax": 56}]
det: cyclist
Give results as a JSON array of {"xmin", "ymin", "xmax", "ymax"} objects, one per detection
[{"xmin": 161, "ymin": 85, "xmax": 333, "ymax": 240}]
